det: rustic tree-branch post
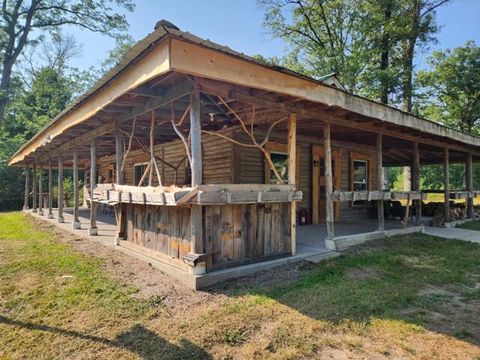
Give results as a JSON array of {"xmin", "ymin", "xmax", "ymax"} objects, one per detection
[
  {"xmin": 190, "ymin": 90, "xmax": 204, "ymax": 266},
  {"xmin": 288, "ymin": 113, "xmax": 297, "ymax": 255},
  {"xmin": 58, "ymin": 156, "xmax": 64, "ymax": 223},
  {"xmin": 38, "ymin": 165, "xmax": 44, "ymax": 216},
  {"xmin": 47, "ymin": 159, "xmax": 54, "ymax": 219},
  {"xmin": 32, "ymin": 161, "xmax": 37, "ymax": 213},
  {"xmin": 88, "ymin": 140, "xmax": 98, "ymax": 236},
  {"xmin": 23, "ymin": 165, "xmax": 30, "ymax": 210},
  {"xmin": 377, "ymin": 134, "xmax": 385, "ymax": 231},
  {"xmin": 324, "ymin": 122, "xmax": 335, "ymax": 244},
  {"xmin": 72, "ymin": 149, "xmax": 81, "ymax": 229},
  {"xmin": 412, "ymin": 142, "xmax": 421, "ymax": 225},
  {"xmin": 115, "ymin": 125, "xmax": 125, "ymax": 185},
  {"xmin": 444, "ymin": 148, "xmax": 450, "ymax": 225},
  {"xmin": 466, "ymin": 152, "xmax": 474, "ymax": 219}
]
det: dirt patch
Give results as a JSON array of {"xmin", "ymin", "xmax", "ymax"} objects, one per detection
[{"xmin": 30, "ymin": 218, "xmax": 219, "ymax": 310}]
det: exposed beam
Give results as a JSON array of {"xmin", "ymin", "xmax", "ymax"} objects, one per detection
[{"xmin": 43, "ymin": 79, "xmax": 194, "ymax": 160}]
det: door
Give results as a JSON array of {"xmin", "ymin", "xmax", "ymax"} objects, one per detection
[{"xmin": 312, "ymin": 145, "xmax": 342, "ymax": 224}]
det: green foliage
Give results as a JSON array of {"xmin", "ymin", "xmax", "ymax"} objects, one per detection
[
  {"xmin": 416, "ymin": 41, "xmax": 480, "ymax": 135},
  {"xmin": 0, "ymin": 67, "xmax": 75, "ymax": 210},
  {"xmin": 258, "ymin": 0, "xmax": 448, "ymax": 108}
]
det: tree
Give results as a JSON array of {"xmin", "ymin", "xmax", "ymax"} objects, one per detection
[
  {"xmin": 0, "ymin": 0, "xmax": 135, "ymax": 126},
  {"xmin": 396, "ymin": 0, "xmax": 450, "ymax": 112},
  {"xmin": 416, "ymin": 41, "xmax": 480, "ymax": 135},
  {"xmin": 258, "ymin": 0, "xmax": 411, "ymax": 105},
  {"xmin": 258, "ymin": 0, "xmax": 373, "ymax": 93}
]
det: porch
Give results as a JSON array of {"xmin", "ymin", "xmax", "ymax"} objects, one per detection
[{"xmin": 27, "ymin": 205, "xmax": 424, "ymax": 288}]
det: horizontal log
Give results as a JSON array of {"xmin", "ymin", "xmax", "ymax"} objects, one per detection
[
  {"xmin": 91, "ymin": 183, "xmax": 302, "ymax": 206},
  {"xmin": 390, "ymin": 191, "xmax": 426, "ymax": 200},
  {"xmin": 194, "ymin": 190, "xmax": 302, "ymax": 205},
  {"xmin": 331, "ymin": 190, "xmax": 426, "ymax": 202}
]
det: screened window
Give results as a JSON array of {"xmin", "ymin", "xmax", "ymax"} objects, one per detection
[
  {"xmin": 134, "ymin": 163, "xmax": 148, "ymax": 186},
  {"xmin": 353, "ymin": 160, "xmax": 368, "ymax": 191},
  {"xmin": 269, "ymin": 152, "xmax": 288, "ymax": 184}
]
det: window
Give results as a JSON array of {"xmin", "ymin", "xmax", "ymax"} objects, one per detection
[
  {"xmin": 134, "ymin": 163, "xmax": 149, "ymax": 186},
  {"xmin": 353, "ymin": 160, "xmax": 368, "ymax": 191},
  {"xmin": 269, "ymin": 152, "xmax": 288, "ymax": 184}
]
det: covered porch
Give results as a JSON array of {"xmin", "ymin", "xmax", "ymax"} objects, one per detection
[{"xmin": 9, "ymin": 25, "xmax": 480, "ymax": 289}]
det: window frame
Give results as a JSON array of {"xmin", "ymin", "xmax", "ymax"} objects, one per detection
[
  {"xmin": 350, "ymin": 151, "xmax": 374, "ymax": 206},
  {"xmin": 264, "ymin": 141, "xmax": 300, "ymax": 184},
  {"xmin": 133, "ymin": 162, "xmax": 149, "ymax": 186}
]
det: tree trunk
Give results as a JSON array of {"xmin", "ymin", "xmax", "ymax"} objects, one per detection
[{"xmin": 379, "ymin": 1, "xmax": 392, "ymax": 105}]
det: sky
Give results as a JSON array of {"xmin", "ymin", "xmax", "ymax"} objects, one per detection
[{"xmin": 67, "ymin": 0, "xmax": 480, "ymax": 72}]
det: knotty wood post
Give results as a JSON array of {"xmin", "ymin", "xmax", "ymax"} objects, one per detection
[
  {"xmin": 324, "ymin": 122, "xmax": 335, "ymax": 246},
  {"xmin": 189, "ymin": 90, "xmax": 205, "ymax": 273},
  {"xmin": 115, "ymin": 124, "xmax": 125, "ymax": 185},
  {"xmin": 376, "ymin": 134, "xmax": 385, "ymax": 231},
  {"xmin": 32, "ymin": 161, "xmax": 37, "ymax": 213},
  {"xmin": 72, "ymin": 148, "xmax": 81, "ymax": 229},
  {"xmin": 466, "ymin": 152, "xmax": 474, "ymax": 219},
  {"xmin": 23, "ymin": 165, "xmax": 29, "ymax": 210},
  {"xmin": 412, "ymin": 142, "xmax": 421, "ymax": 225},
  {"xmin": 288, "ymin": 113, "xmax": 297, "ymax": 256},
  {"xmin": 38, "ymin": 165, "xmax": 44, "ymax": 216},
  {"xmin": 444, "ymin": 148, "xmax": 450, "ymax": 225},
  {"xmin": 58, "ymin": 156, "xmax": 64, "ymax": 223},
  {"xmin": 47, "ymin": 159, "xmax": 53, "ymax": 219},
  {"xmin": 114, "ymin": 124, "xmax": 125, "ymax": 244},
  {"xmin": 88, "ymin": 140, "xmax": 98, "ymax": 235}
]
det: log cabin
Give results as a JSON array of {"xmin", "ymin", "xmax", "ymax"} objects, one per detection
[{"xmin": 9, "ymin": 21, "xmax": 480, "ymax": 289}]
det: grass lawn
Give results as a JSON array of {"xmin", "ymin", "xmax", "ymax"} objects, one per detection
[
  {"xmin": 1, "ymin": 212, "xmax": 480, "ymax": 359},
  {"xmin": 457, "ymin": 220, "xmax": 480, "ymax": 232}
]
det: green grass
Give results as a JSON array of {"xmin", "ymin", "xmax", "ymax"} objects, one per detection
[
  {"xmin": 457, "ymin": 220, "xmax": 480, "ymax": 231},
  {"xmin": 1, "ymin": 212, "xmax": 480, "ymax": 359}
]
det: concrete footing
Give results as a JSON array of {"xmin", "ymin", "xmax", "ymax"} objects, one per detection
[
  {"xmin": 72, "ymin": 221, "xmax": 81, "ymax": 229},
  {"xmin": 88, "ymin": 227, "xmax": 98, "ymax": 236},
  {"xmin": 326, "ymin": 225, "xmax": 425, "ymax": 251},
  {"xmin": 47, "ymin": 213, "xmax": 54, "ymax": 219}
]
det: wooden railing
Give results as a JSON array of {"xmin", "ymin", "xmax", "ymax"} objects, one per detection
[
  {"xmin": 91, "ymin": 183, "xmax": 303, "ymax": 206},
  {"xmin": 331, "ymin": 190, "xmax": 426, "ymax": 202}
]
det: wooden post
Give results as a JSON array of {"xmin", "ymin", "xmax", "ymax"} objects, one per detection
[
  {"xmin": 38, "ymin": 165, "xmax": 44, "ymax": 216},
  {"xmin": 23, "ymin": 165, "xmax": 29, "ymax": 210},
  {"xmin": 58, "ymin": 156, "xmax": 64, "ymax": 223},
  {"xmin": 190, "ymin": 90, "xmax": 204, "ymax": 270},
  {"xmin": 72, "ymin": 148, "xmax": 81, "ymax": 229},
  {"xmin": 88, "ymin": 140, "xmax": 98, "ymax": 235},
  {"xmin": 412, "ymin": 142, "xmax": 421, "ymax": 225},
  {"xmin": 466, "ymin": 152, "xmax": 474, "ymax": 219},
  {"xmin": 288, "ymin": 113, "xmax": 297, "ymax": 255},
  {"xmin": 376, "ymin": 134, "xmax": 385, "ymax": 231},
  {"xmin": 444, "ymin": 148, "xmax": 450, "ymax": 224},
  {"xmin": 115, "ymin": 125, "xmax": 124, "ymax": 185},
  {"xmin": 32, "ymin": 161, "xmax": 37, "ymax": 213},
  {"xmin": 47, "ymin": 159, "xmax": 53, "ymax": 219},
  {"xmin": 324, "ymin": 122, "xmax": 335, "ymax": 243}
]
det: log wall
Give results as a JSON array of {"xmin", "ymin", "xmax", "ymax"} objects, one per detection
[
  {"xmin": 233, "ymin": 130, "xmax": 379, "ymax": 222},
  {"xmin": 96, "ymin": 129, "xmax": 234, "ymax": 186}
]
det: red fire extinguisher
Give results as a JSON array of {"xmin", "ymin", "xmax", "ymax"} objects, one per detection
[{"xmin": 299, "ymin": 208, "xmax": 308, "ymax": 225}]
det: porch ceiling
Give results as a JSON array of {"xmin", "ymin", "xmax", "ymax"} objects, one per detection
[{"xmin": 8, "ymin": 27, "xmax": 480, "ymax": 168}]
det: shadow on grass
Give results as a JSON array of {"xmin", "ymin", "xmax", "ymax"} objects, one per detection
[
  {"xmin": 0, "ymin": 315, "xmax": 211, "ymax": 360},
  {"xmin": 209, "ymin": 233, "xmax": 480, "ymax": 347}
]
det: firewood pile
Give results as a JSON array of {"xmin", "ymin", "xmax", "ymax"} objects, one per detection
[{"xmin": 425, "ymin": 201, "xmax": 479, "ymax": 227}]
